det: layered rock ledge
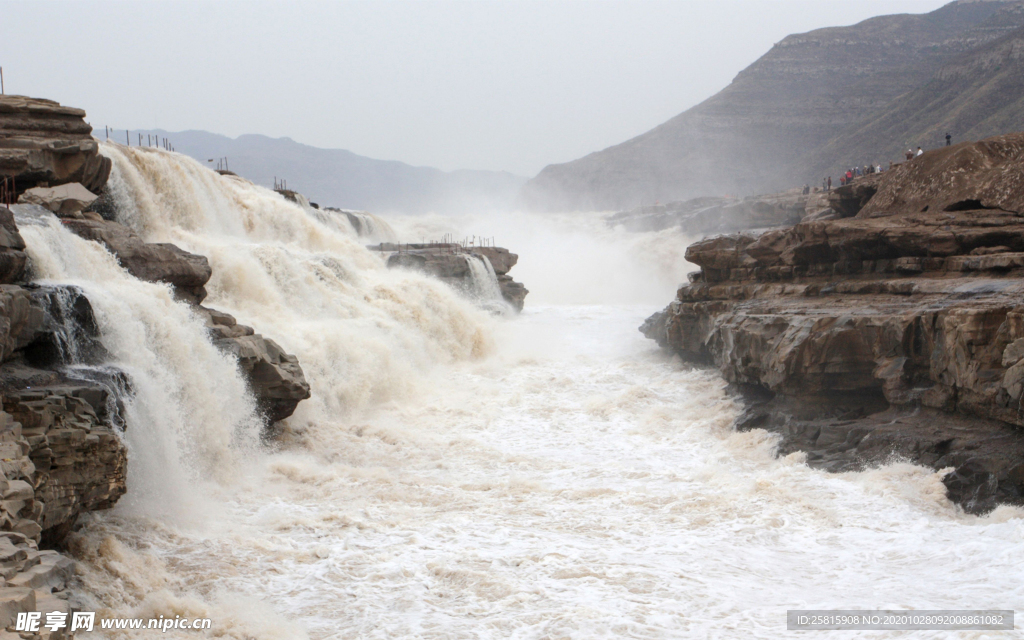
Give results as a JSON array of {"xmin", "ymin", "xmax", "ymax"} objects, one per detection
[
  {"xmin": 0, "ymin": 96, "xmax": 111, "ymax": 195},
  {"xmin": 383, "ymin": 243, "xmax": 529, "ymax": 311},
  {"xmin": 642, "ymin": 133, "xmax": 1024, "ymax": 513}
]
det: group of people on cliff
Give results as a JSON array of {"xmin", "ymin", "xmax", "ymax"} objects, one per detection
[
  {"xmin": 823, "ymin": 162, "xmax": 884, "ymax": 190},
  {"xmin": 822, "ymin": 133, "xmax": 953, "ymax": 191}
]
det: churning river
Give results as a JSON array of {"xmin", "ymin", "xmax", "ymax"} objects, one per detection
[{"xmin": 16, "ymin": 146, "xmax": 1024, "ymax": 639}]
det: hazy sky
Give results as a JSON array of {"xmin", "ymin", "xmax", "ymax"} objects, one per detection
[{"xmin": 1, "ymin": 0, "xmax": 949, "ymax": 175}]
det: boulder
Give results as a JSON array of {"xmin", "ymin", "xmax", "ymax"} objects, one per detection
[
  {"xmin": 196, "ymin": 307, "xmax": 311, "ymax": 423},
  {"xmin": 60, "ymin": 218, "xmax": 211, "ymax": 304},
  {"xmin": 470, "ymin": 247, "xmax": 518, "ymax": 276},
  {"xmin": 0, "ymin": 95, "xmax": 111, "ymax": 195},
  {"xmin": 17, "ymin": 183, "xmax": 98, "ymax": 218}
]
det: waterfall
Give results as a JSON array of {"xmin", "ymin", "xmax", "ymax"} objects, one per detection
[
  {"xmin": 464, "ymin": 254, "xmax": 501, "ymax": 299},
  {"xmin": 334, "ymin": 209, "xmax": 398, "ymax": 243},
  {"xmin": 99, "ymin": 144, "xmax": 491, "ymax": 429},
  {"xmin": 13, "ymin": 210, "xmax": 263, "ymax": 517}
]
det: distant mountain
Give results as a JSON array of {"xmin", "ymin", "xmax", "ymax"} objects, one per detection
[
  {"xmin": 111, "ymin": 130, "xmax": 526, "ymax": 214},
  {"xmin": 803, "ymin": 21, "xmax": 1024, "ymax": 179},
  {"xmin": 520, "ymin": 0, "xmax": 1024, "ymax": 212}
]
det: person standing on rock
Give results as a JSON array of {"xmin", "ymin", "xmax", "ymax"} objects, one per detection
[
  {"xmin": 827, "ymin": 176, "xmax": 832, "ymax": 191},
  {"xmin": 946, "ymin": 133, "xmax": 952, "ymax": 146},
  {"xmin": 905, "ymin": 149, "xmax": 914, "ymax": 161},
  {"xmin": 917, "ymin": 146, "xmax": 924, "ymax": 156}
]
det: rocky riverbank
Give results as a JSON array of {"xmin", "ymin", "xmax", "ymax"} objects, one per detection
[
  {"xmin": 0, "ymin": 96, "xmax": 313, "ymax": 633},
  {"xmin": 642, "ymin": 132, "xmax": 1024, "ymax": 513}
]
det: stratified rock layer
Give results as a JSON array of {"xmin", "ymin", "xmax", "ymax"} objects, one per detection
[
  {"xmin": 384, "ymin": 244, "xmax": 529, "ymax": 311},
  {"xmin": 0, "ymin": 96, "xmax": 111, "ymax": 195},
  {"xmin": 642, "ymin": 132, "xmax": 1024, "ymax": 513}
]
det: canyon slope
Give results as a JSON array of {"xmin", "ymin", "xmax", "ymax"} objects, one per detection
[
  {"xmin": 522, "ymin": 0, "xmax": 1024, "ymax": 211},
  {"xmin": 642, "ymin": 132, "xmax": 1024, "ymax": 513}
]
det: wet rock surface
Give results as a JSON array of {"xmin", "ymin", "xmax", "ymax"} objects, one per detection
[
  {"xmin": 642, "ymin": 132, "xmax": 1024, "ymax": 513},
  {"xmin": 383, "ymin": 243, "xmax": 529, "ymax": 311},
  {"xmin": 0, "ymin": 210, "xmax": 27, "ymax": 286},
  {"xmin": 196, "ymin": 306, "xmax": 311, "ymax": 423},
  {"xmin": 60, "ymin": 217, "xmax": 212, "ymax": 304}
]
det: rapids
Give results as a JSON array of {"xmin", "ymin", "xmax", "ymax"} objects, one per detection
[{"xmin": 13, "ymin": 146, "xmax": 1023, "ymax": 638}]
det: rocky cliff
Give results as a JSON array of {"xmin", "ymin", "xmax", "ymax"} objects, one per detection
[
  {"xmin": 642, "ymin": 132, "xmax": 1024, "ymax": 513},
  {"xmin": 521, "ymin": 0, "xmax": 1024, "ymax": 211}
]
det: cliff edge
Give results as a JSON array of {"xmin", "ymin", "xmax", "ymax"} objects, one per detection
[{"xmin": 642, "ymin": 132, "xmax": 1024, "ymax": 513}]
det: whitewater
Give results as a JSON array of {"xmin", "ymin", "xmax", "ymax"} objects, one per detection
[{"xmin": 15, "ymin": 145, "xmax": 1024, "ymax": 639}]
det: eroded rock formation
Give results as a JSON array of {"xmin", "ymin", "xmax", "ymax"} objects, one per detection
[
  {"xmin": 52, "ymin": 211, "xmax": 311, "ymax": 421},
  {"xmin": 60, "ymin": 216, "xmax": 212, "ymax": 304},
  {"xmin": 0, "ymin": 96, "xmax": 111, "ymax": 195},
  {"xmin": 196, "ymin": 307, "xmax": 311, "ymax": 422},
  {"xmin": 0, "ymin": 284, "xmax": 128, "ymax": 548},
  {"xmin": 642, "ymin": 132, "xmax": 1024, "ymax": 513},
  {"xmin": 384, "ymin": 244, "xmax": 529, "ymax": 311}
]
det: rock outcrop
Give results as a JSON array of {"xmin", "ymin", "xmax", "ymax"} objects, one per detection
[
  {"xmin": 0, "ymin": 96, "xmax": 111, "ymax": 196},
  {"xmin": 642, "ymin": 133, "xmax": 1024, "ymax": 513},
  {"xmin": 59, "ymin": 216, "xmax": 212, "ymax": 304},
  {"xmin": 469, "ymin": 247, "xmax": 528, "ymax": 312},
  {"xmin": 383, "ymin": 243, "xmax": 529, "ymax": 311},
  {"xmin": 0, "ymin": 283, "xmax": 129, "ymax": 559},
  {"xmin": 195, "ymin": 307, "xmax": 311, "ymax": 423}
]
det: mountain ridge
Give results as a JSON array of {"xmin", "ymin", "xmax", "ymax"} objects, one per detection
[
  {"xmin": 520, "ymin": 0, "xmax": 1024, "ymax": 211},
  {"xmin": 109, "ymin": 129, "xmax": 526, "ymax": 214}
]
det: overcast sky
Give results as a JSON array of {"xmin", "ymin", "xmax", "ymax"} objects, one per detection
[{"xmin": 2, "ymin": 0, "xmax": 949, "ymax": 175}]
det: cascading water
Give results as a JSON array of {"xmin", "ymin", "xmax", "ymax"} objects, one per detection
[
  {"xmin": 15, "ymin": 144, "xmax": 1022, "ymax": 639},
  {"xmin": 333, "ymin": 208, "xmax": 398, "ymax": 243},
  {"xmin": 461, "ymin": 253, "xmax": 510, "ymax": 316},
  {"xmin": 14, "ymin": 209, "xmax": 264, "ymax": 516}
]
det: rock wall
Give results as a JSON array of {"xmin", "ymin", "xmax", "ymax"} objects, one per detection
[{"xmin": 642, "ymin": 132, "xmax": 1024, "ymax": 513}]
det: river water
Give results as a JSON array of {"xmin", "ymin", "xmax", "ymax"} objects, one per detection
[{"xmin": 16, "ymin": 146, "xmax": 1024, "ymax": 639}]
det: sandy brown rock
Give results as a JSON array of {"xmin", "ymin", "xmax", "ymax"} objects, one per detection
[
  {"xmin": 195, "ymin": 307, "xmax": 311, "ymax": 423},
  {"xmin": 0, "ymin": 96, "xmax": 111, "ymax": 195},
  {"xmin": 643, "ymin": 131, "xmax": 1024, "ymax": 513},
  {"xmin": 60, "ymin": 217, "xmax": 211, "ymax": 304},
  {"xmin": 859, "ymin": 132, "xmax": 1024, "ymax": 217},
  {"xmin": 385, "ymin": 244, "xmax": 529, "ymax": 311}
]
